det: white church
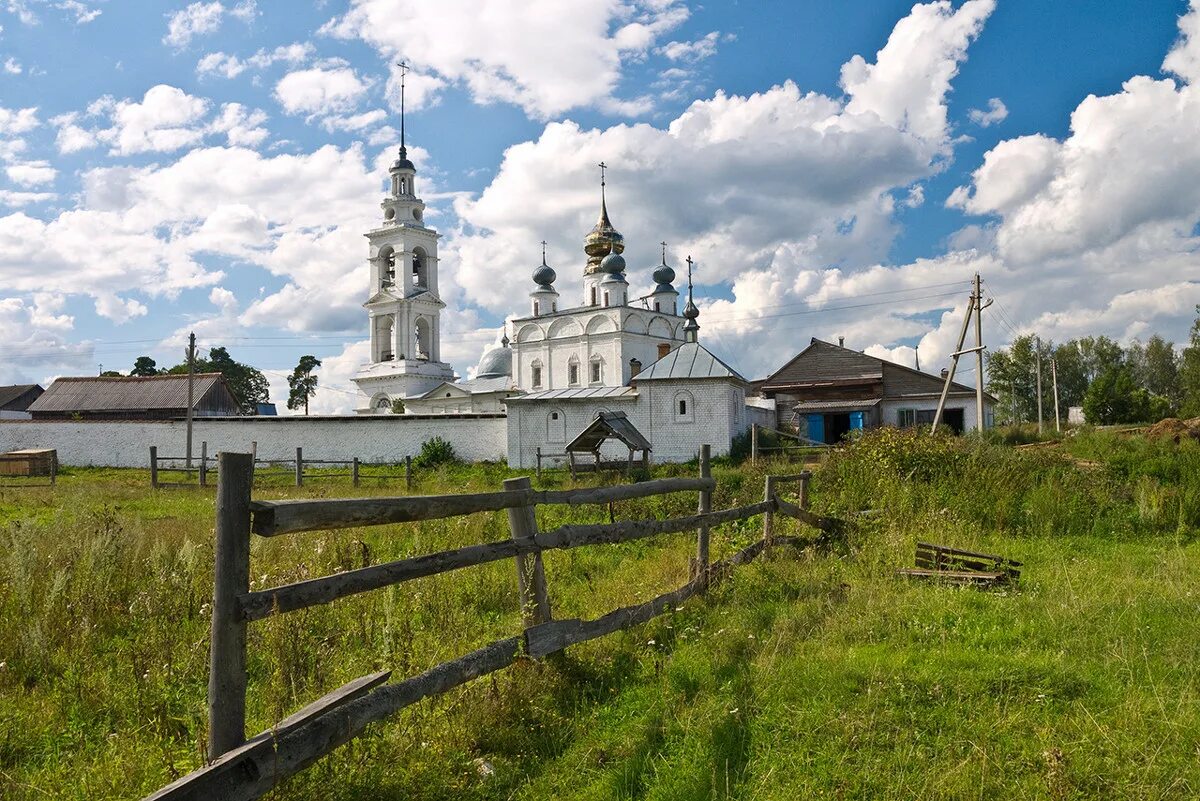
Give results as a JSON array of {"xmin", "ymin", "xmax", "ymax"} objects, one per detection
[{"xmin": 351, "ymin": 133, "xmax": 765, "ymax": 465}]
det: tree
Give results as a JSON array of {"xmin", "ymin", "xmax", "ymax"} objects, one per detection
[
  {"xmin": 166, "ymin": 345, "xmax": 270, "ymax": 415},
  {"xmin": 1082, "ymin": 366, "xmax": 1162, "ymax": 425},
  {"xmin": 130, "ymin": 356, "xmax": 159, "ymax": 376},
  {"xmin": 390, "ymin": 398, "xmax": 406, "ymax": 414},
  {"xmin": 1129, "ymin": 334, "xmax": 1180, "ymax": 411},
  {"xmin": 986, "ymin": 335, "xmax": 1052, "ymax": 424},
  {"xmin": 1181, "ymin": 306, "xmax": 1200, "ymax": 417},
  {"xmin": 286, "ymin": 355, "xmax": 321, "ymax": 415}
]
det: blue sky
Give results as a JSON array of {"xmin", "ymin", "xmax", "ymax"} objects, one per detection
[{"xmin": 1, "ymin": 0, "xmax": 1198, "ymax": 412}]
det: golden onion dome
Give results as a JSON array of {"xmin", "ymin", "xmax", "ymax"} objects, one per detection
[{"xmin": 583, "ymin": 196, "xmax": 624, "ymax": 274}]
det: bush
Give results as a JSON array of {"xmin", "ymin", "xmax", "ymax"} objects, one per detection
[{"xmin": 414, "ymin": 436, "xmax": 459, "ymax": 469}]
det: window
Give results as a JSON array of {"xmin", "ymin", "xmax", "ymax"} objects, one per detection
[
  {"xmin": 533, "ymin": 300, "xmax": 540, "ymax": 316},
  {"xmin": 603, "ymin": 291, "xmax": 610, "ymax": 307},
  {"xmin": 898, "ymin": 409, "xmax": 916, "ymax": 427},
  {"xmin": 532, "ymin": 364, "xmax": 543, "ymax": 388},
  {"xmin": 552, "ymin": 302, "xmax": 557, "ymax": 312},
  {"xmin": 547, "ymin": 409, "xmax": 566, "ymax": 442},
  {"xmin": 568, "ymin": 358, "xmax": 580, "ymax": 386},
  {"xmin": 674, "ymin": 390, "xmax": 695, "ymax": 423},
  {"xmin": 590, "ymin": 286, "xmax": 597, "ymax": 306},
  {"xmin": 654, "ymin": 301, "xmax": 660, "ymax": 311},
  {"xmin": 590, "ymin": 358, "xmax": 602, "ymax": 383}
]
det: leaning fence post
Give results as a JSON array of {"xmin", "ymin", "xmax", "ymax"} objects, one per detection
[
  {"xmin": 149, "ymin": 446, "xmax": 158, "ymax": 488},
  {"xmin": 536, "ymin": 447, "xmax": 542, "ymax": 481},
  {"xmin": 295, "ymin": 447, "xmax": 303, "ymax": 487},
  {"xmin": 751, "ymin": 423, "xmax": 759, "ymax": 463},
  {"xmin": 762, "ymin": 475, "xmax": 777, "ymax": 547},
  {"xmin": 199, "ymin": 441, "xmax": 208, "ymax": 487},
  {"xmin": 694, "ymin": 444, "xmax": 712, "ymax": 586},
  {"xmin": 209, "ymin": 451, "xmax": 253, "ymax": 761},
  {"xmin": 352, "ymin": 457, "xmax": 360, "ymax": 487},
  {"xmin": 405, "ymin": 455, "xmax": 412, "ymax": 490},
  {"xmin": 503, "ymin": 476, "xmax": 551, "ymax": 628}
]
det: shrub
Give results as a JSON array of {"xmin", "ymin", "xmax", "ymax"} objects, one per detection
[{"xmin": 414, "ymin": 436, "xmax": 459, "ymax": 469}]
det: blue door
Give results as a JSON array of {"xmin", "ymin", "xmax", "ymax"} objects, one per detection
[
  {"xmin": 849, "ymin": 410, "xmax": 865, "ymax": 431},
  {"xmin": 806, "ymin": 414, "xmax": 825, "ymax": 444}
]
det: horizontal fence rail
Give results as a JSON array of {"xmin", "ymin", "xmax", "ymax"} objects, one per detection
[{"xmin": 141, "ymin": 448, "xmax": 841, "ymax": 801}]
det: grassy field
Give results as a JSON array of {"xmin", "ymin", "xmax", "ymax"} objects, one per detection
[{"xmin": 2, "ymin": 430, "xmax": 1200, "ymax": 799}]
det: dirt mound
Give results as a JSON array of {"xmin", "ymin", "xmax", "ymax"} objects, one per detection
[{"xmin": 1146, "ymin": 417, "xmax": 1200, "ymax": 443}]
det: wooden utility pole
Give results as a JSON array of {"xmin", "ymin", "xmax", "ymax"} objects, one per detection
[
  {"xmin": 932, "ymin": 284, "xmax": 977, "ymax": 433},
  {"xmin": 186, "ymin": 331, "xmax": 196, "ymax": 468},
  {"xmin": 973, "ymin": 273, "xmax": 985, "ymax": 432},
  {"xmin": 1035, "ymin": 337, "xmax": 1044, "ymax": 434},
  {"xmin": 1051, "ymin": 357, "xmax": 1061, "ymax": 433}
]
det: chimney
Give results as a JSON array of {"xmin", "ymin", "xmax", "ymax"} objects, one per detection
[
  {"xmin": 629, "ymin": 357, "xmax": 642, "ymax": 378},
  {"xmin": 940, "ymin": 368, "xmax": 950, "ymax": 379},
  {"xmin": 657, "ymin": 343, "xmax": 671, "ymax": 359},
  {"xmin": 838, "ymin": 336, "xmax": 845, "ymax": 347}
]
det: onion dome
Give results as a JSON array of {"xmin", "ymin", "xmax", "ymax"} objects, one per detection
[
  {"xmin": 392, "ymin": 145, "xmax": 415, "ymax": 172},
  {"xmin": 533, "ymin": 246, "xmax": 556, "ymax": 288},
  {"xmin": 653, "ymin": 263, "xmax": 675, "ymax": 286},
  {"xmin": 584, "ymin": 198, "xmax": 624, "ymax": 273},
  {"xmin": 475, "ymin": 340, "xmax": 512, "ymax": 379},
  {"xmin": 600, "ymin": 269, "xmax": 628, "ymax": 285},
  {"xmin": 599, "ymin": 251, "xmax": 626, "ymax": 274}
]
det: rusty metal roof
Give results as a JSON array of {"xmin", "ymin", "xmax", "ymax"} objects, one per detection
[
  {"xmin": 28, "ymin": 374, "xmax": 230, "ymax": 412},
  {"xmin": 635, "ymin": 341, "xmax": 746, "ymax": 383},
  {"xmin": 566, "ymin": 410, "xmax": 652, "ymax": 453}
]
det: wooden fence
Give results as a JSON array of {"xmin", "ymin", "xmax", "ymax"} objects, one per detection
[
  {"xmin": 150, "ymin": 444, "xmax": 415, "ymax": 489},
  {"xmin": 142, "ymin": 445, "xmax": 840, "ymax": 801}
]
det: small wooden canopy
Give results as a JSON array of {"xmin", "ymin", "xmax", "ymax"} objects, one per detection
[{"xmin": 564, "ymin": 411, "xmax": 651, "ymax": 478}]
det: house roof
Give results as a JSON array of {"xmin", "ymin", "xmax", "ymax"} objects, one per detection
[
  {"xmin": 794, "ymin": 399, "xmax": 882, "ymax": 414},
  {"xmin": 413, "ymin": 375, "xmax": 514, "ymax": 400},
  {"xmin": 27, "ymin": 373, "xmax": 231, "ymax": 413},
  {"xmin": 567, "ymin": 410, "xmax": 652, "ymax": 453},
  {"xmin": 635, "ymin": 341, "xmax": 746, "ymax": 383},
  {"xmin": 505, "ymin": 385, "xmax": 637, "ymax": 403},
  {"xmin": 0, "ymin": 384, "xmax": 42, "ymax": 411},
  {"xmin": 762, "ymin": 338, "xmax": 996, "ymax": 402}
]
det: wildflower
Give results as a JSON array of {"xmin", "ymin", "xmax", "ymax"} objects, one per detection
[{"xmin": 647, "ymin": 639, "xmax": 656, "ymax": 646}]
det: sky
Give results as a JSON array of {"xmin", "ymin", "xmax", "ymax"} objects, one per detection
[{"xmin": 1, "ymin": 0, "xmax": 1198, "ymax": 413}]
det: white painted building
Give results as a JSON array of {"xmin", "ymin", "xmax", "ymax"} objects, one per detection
[{"xmin": 352, "ymin": 142, "xmax": 457, "ymax": 412}]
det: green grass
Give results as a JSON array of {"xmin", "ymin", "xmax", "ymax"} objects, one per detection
[{"xmin": 3, "ymin": 432, "xmax": 1200, "ymax": 799}]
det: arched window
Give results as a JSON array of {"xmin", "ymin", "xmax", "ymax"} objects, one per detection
[
  {"xmin": 378, "ymin": 315, "xmax": 395, "ymax": 361},
  {"xmin": 531, "ymin": 359, "xmax": 544, "ymax": 388},
  {"xmin": 399, "ymin": 177, "xmax": 407, "ymax": 195},
  {"xmin": 379, "ymin": 246, "xmax": 396, "ymax": 287},
  {"xmin": 590, "ymin": 286, "xmax": 597, "ymax": 306},
  {"xmin": 412, "ymin": 248, "xmax": 427, "ymax": 287},
  {"xmin": 567, "ymin": 356, "xmax": 580, "ymax": 386},
  {"xmin": 674, "ymin": 390, "xmax": 695, "ymax": 423},
  {"xmin": 589, "ymin": 356, "xmax": 603, "ymax": 384},
  {"xmin": 533, "ymin": 300, "xmax": 540, "ymax": 316},
  {"xmin": 374, "ymin": 394, "xmax": 391, "ymax": 411},
  {"xmin": 603, "ymin": 291, "xmax": 610, "ymax": 307},
  {"xmin": 414, "ymin": 317, "xmax": 431, "ymax": 360}
]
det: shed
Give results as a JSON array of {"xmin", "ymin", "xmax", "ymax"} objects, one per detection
[
  {"xmin": 565, "ymin": 410, "xmax": 652, "ymax": 477},
  {"xmin": 27, "ymin": 373, "xmax": 241, "ymax": 420},
  {"xmin": 0, "ymin": 384, "xmax": 44, "ymax": 419}
]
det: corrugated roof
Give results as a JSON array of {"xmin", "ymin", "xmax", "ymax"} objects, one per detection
[
  {"xmin": 505, "ymin": 385, "xmax": 637, "ymax": 402},
  {"xmin": 28, "ymin": 374, "xmax": 228, "ymax": 412},
  {"xmin": 635, "ymin": 342, "xmax": 746, "ymax": 382},
  {"xmin": 793, "ymin": 399, "xmax": 882, "ymax": 413},
  {"xmin": 0, "ymin": 384, "xmax": 42, "ymax": 410},
  {"xmin": 567, "ymin": 411, "xmax": 652, "ymax": 452}
]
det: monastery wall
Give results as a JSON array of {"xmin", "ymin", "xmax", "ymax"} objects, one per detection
[{"xmin": 0, "ymin": 414, "xmax": 508, "ymax": 468}]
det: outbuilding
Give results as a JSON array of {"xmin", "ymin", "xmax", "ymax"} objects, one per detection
[{"xmin": 27, "ymin": 373, "xmax": 240, "ymax": 420}]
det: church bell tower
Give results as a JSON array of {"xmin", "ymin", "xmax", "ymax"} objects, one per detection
[{"xmin": 353, "ymin": 63, "xmax": 455, "ymax": 413}]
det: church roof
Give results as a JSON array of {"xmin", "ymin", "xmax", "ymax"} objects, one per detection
[
  {"xmin": 504, "ymin": 385, "xmax": 637, "ymax": 403},
  {"xmin": 634, "ymin": 342, "xmax": 746, "ymax": 383}
]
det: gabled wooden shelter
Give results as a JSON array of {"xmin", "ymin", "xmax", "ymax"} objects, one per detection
[{"xmin": 565, "ymin": 411, "xmax": 651, "ymax": 478}]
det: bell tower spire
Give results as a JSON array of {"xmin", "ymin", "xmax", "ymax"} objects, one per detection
[{"xmin": 398, "ymin": 60, "xmax": 408, "ymax": 162}]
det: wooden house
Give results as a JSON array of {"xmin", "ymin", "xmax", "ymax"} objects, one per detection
[
  {"xmin": 758, "ymin": 338, "xmax": 994, "ymax": 443},
  {"xmin": 27, "ymin": 373, "xmax": 241, "ymax": 420},
  {"xmin": 0, "ymin": 384, "xmax": 44, "ymax": 419}
]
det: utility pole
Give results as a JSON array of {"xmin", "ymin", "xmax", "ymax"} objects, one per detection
[
  {"xmin": 973, "ymin": 272, "xmax": 990, "ymax": 432},
  {"xmin": 1035, "ymin": 336, "xmax": 1044, "ymax": 435},
  {"xmin": 186, "ymin": 331, "xmax": 196, "ymax": 468},
  {"xmin": 1051, "ymin": 357, "xmax": 1061, "ymax": 433},
  {"xmin": 932, "ymin": 283, "xmax": 978, "ymax": 433}
]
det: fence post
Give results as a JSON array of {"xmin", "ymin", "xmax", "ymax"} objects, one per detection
[
  {"xmin": 405, "ymin": 455, "xmax": 412, "ymax": 490},
  {"xmin": 799, "ymin": 473, "xmax": 810, "ymax": 510},
  {"xmin": 199, "ymin": 441, "xmax": 208, "ymax": 487},
  {"xmin": 536, "ymin": 447, "xmax": 542, "ymax": 481},
  {"xmin": 751, "ymin": 423, "xmax": 759, "ymax": 463},
  {"xmin": 352, "ymin": 457, "xmax": 360, "ymax": 487},
  {"xmin": 295, "ymin": 447, "xmax": 303, "ymax": 487},
  {"xmin": 762, "ymin": 475, "xmax": 776, "ymax": 547},
  {"xmin": 208, "ymin": 451, "xmax": 253, "ymax": 761},
  {"xmin": 503, "ymin": 476, "xmax": 551, "ymax": 628},
  {"xmin": 250, "ymin": 441, "xmax": 257, "ymax": 462},
  {"xmin": 49, "ymin": 454, "xmax": 57, "ymax": 486},
  {"xmin": 149, "ymin": 446, "xmax": 158, "ymax": 488},
  {"xmin": 694, "ymin": 444, "xmax": 711, "ymax": 586}
]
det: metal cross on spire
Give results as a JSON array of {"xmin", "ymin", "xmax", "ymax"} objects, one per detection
[
  {"xmin": 661, "ymin": 241, "xmax": 668, "ymax": 263},
  {"xmin": 540, "ymin": 239, "xmax": 548, "ymax": 264},
  {"xmin": 686, "ymin": 255, "xmax": 694, "ymax": 290},
  {"xmin": 396, "ymin": 61, "xmax": 409, "ymax": 153}
]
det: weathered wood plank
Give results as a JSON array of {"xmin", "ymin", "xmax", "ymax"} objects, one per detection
[
  {"xmin": 268, "ymin": 670, "xmax": 391, "ymax": 737},
  {"xmin": 897, "ymin": 567, "xmax": 1007, "ymax": 585},
  {"xmin": 525, "ymin": 580, "xmax": 705, "ymax": 658},
  {"xmin": 505, "ymin": 476, "xmax": 551, "ymax": 627},
  {"xmin": 140, "ymin": 638, "xmax": 520, "ymax": 801},
  {"xmin": 771, "ymin": 472, "xmax": 813, "ymax": 483},
  {"xmin": 240, "ymin": 539, "xmax": 528, "ymax": 620},
  {"xmin": 773, "ymin": 497, "xmax": 844, "ymax": 534},
  {"xmin": 249, "ymin": 478, "xmax": 719, "ymax": 537},
  {"xmin": 916, "ymin": 541, "xmax": 1022, "ymax": 567},
  {"xmin": 535, "ymin": 500, "xmax": 775, "ymax": 551}
]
